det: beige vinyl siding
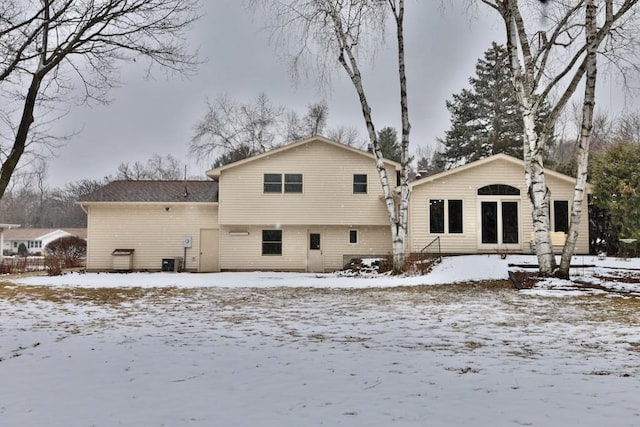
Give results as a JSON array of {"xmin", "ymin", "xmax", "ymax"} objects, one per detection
[
  {"xmin": 545, "ymin": 174, "xmax": 590, "ymax": 254},
  {"xmin": 409, "ymin": 157, "xmax": 590, "ymax": 254},
  {"xmin": 219, "ymin": 225, "xmax": 391, "ymax": 272},
  {"xmin": 218, "ymin": 140, "xmax": 395, "ymax": 226},
  {"xmin": 85, "ymin": 203, "xmax": 218, "ymax": 271},
  {"xmin": 322, "ymin": 225, "xmax": 392, "ymax": 271},
  {"xmin": 219, "ymin": 226, "xmax": 307, "ymax": 271}
]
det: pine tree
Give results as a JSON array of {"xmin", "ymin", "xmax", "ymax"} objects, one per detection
[
  {"xmin": 590, "ymin": 142, "xmax": 640, "ymax": 256},
  {"xmin": 377, "ymin": 127, "xmax": 402, "ymax": 163},
  {"xmin": 438, "ymin": 42, "xmax": 529, "ymax": 168}
]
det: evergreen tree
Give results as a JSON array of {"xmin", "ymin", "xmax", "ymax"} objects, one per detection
[
  {"xmin": 438, "ymin": 42, "xmax": 537, "ymax": 168},
  {"xmin": 590, "ymin": 142, "xmax": 640, "ymax": 256},
  {"xmin": 377, "ymin": 127, "xmax": 402, "ymax": 162}
]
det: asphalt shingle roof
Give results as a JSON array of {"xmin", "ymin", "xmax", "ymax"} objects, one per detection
[{"xmin": 77, "ymin": 180, "xmax": 218, "ymax": 203}]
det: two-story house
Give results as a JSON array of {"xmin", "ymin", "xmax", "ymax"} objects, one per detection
[
  {"xmin": 77, "ymin": 136, "xmax": 590, "ymax": 273},
  {"xmin": 78, "ymin": 137, "xmax": 400, "ymax": 272}
]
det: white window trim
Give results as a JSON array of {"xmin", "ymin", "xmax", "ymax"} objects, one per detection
[{"xmin": 349, "ymin": 229, "xmax": 359, "ymax": 245}]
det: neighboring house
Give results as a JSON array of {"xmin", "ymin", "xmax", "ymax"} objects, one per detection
[
  {"xmin": 3, "ymin": 228, "xmax": 87, "ymax": 255},
  {"xmin": 78, "ymin": 137, "xmax": 590, "ymax": 273},
  {"xmin": 408, "ymin": 154, "xmax": 590, "ymax": 255}
]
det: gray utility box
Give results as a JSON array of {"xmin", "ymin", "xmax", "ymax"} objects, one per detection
[
  {"xmin": 161, "ymin": 257, "xmax": 183, "ymax": 272},
  {"xmin": 112, "ymin": 249, "xmax": 134, "ymax": 271}
]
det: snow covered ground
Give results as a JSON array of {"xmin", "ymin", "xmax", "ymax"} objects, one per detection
[{"xmin": 1, "ymin": 255, "xmax": 639, "ymax": 426}]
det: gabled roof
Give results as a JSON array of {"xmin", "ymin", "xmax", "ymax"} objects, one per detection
[
  {"xmin": 206, "ymin": 136, "xmax": 401, "ymax": 177},
  {"xmin": 4, "ymin": 228, "xmax": 87, "ymax": 241},
  {"xmin": 410, "ymin": 153, "xmax": 589, "ymax": 189},
  {"xmin": 77, "ymin": 180, "xmax": 218, "ymax": 203}
]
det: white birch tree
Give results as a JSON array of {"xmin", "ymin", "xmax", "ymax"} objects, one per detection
[
  {"xmin": 264, "ymin": 0, "xmax": 412, "ymax": 272},
  {"xmin": 480, "ymin": 0, "xmax": 639, "ymax": 276}
]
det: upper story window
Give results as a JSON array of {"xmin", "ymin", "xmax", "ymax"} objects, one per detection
[
  {"xmin": 353, "ymin": 174, "xmax": 367, "ymax": 194},
  {"xmin": 284, "ymin": 174, "xmax": 303, "ymax": 193},
  {"xmin": 264, "ymin": 173, "xmax": 303, "ymax": 193},
  {"xmin": 264, "ymin": 174, "xmax": 282, "ymax": 193},
  {"xmin": 349, "ymin": 229, "xmax": 358, "ymax": 244}
]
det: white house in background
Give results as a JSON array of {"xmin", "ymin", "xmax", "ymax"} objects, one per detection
[{"xmin": 3, "ymin": 228, "xmax": 87, "ymax": 255}]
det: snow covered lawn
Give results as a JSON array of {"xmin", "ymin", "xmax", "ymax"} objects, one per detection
[{"xmin": 1, "ymin": 255, "xmax": 639, "ymax": 426}]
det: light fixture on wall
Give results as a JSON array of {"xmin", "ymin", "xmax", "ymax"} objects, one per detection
[
  {"xmin": 165, "ymin": 207, "xmax": 172, "ymax": 212},
  {"xmin": 229, "ymin": 231, "xmax": 249, "ymax": 236}
]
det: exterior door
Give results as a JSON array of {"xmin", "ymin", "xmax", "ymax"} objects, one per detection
[
  {"xmin": 307, "ymin": 231, "xmax": 323, "ymax": 272},
  {"xmin": 199, "ymin": 229, "xmax": 219, "ymax": 272},
  {"xmin": 480, "ymin": 201, "xmax": 519, "ymax": 246}
]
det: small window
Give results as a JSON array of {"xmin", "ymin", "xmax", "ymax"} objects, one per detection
[
  {"xmin": 264, "ymin": 174, "xmax": 282, "ymax": 193},
  {"xmin": 477, "ymin": 184, "xmax": 520, "ymax": 196},
  {"xmin": 284, "ymin": 174, "xmax": 303, "ymax": 193},
  {"xmin": 349, "ymin": 229, "xmax": 358, "ymax": 244},
  {"xmin": 309, "ymin": 233, "xmax": 320, "ymax": 250},
  {"xmin": 430, "ymin": 199, "xmax": 445, "ymax": 234},
  {"xmin": 353, "ymin": 174, "xmax": 367, "ymax": 194},
  {"xmin": 262, "ymin": 230, "xmax": 282, "ymax": 255},
  {"xmin": 448, "ymin": 200, "xmax": 463, "ymax": 234},
  {"xmin": 554, "ymin": 200, "xmax": 569, "ymax": 232}
]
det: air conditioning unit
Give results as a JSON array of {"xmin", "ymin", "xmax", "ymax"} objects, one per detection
[{"xmin": 161, "ymin": 257, "xmax": 183, "ymax": 272}]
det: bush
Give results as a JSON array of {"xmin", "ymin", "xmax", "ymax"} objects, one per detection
[
  {"xmin": 45, "ymin": 236, "xmax": 86, "ymax": 268},
  {"xmin": 45, "ymin": 256, "xmax": 63, "ymax": 276},
  {"xmin": 17, "ymin": 243, "xmax": 28, "ymax": 257}
]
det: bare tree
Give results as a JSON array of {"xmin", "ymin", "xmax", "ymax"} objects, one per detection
[
  {"xmin": 264, "ymin": 0, "xmax": 412, "ymax": 272},
  {"xmin": 326, "ymin": 125, "xmax": 363, "ymax": 147},
  {"xmin": 614, "ymin": 112, "xmax": 640, "ymax": 144},
  {"xmin": 191, "ymin": 94, "xmax": 338, "ymax": 166},
  {"xmin": 481, "ymin": 0, "xmax": 639, "ymax": 276},
  {"xmin": 116, "ymin": 154, "xmax": 184, "ymax": 180},
  {"xmin": 0, "ymin": 0, "xmax": 200, "ymax": 200},
  {"xmin": 286, "ymin": 100, "xmax": 329, "ymax": 141},
  {"xmin": 190, "ymin": 93, "xmax": 287, "ymax": 164}
]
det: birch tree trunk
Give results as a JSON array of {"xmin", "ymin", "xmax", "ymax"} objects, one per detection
[
  {"xmin": 265, "ymin": 0, "xmax": 411, "ymax": 272},
  {"xmin": 482, "ymin": 0, "xmax": 639, "ymax": 276},
  {"xmin": 559, "ymin": 0, "xmax": 598, "ymax": 277},
  {"xmin": 502, "ymin": 1, "xmax": 557, "ymax": 274}
]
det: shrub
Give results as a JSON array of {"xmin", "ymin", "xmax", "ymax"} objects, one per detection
[
  {"xmin": 45, "ymin": 236, "xmax": 86, "ymax": 268},
  {"xmin": 45, "ymin": 256, "xmax": 63, "ymax": 276},
  {"xmin": 17, "ymin": 243, "xmax": 28, "ymax": 257}
]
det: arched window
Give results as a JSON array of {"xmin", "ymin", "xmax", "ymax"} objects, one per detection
[{"xmin": 477, "ymin": 184, "xmax": 520, "ymax": 196}]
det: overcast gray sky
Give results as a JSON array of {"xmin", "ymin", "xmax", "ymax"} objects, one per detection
[{"xmin": 46, "ymin": 1, "xmax": 634, "ymax": 187}]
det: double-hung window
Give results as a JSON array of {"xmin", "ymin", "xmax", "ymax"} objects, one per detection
[
  {"xmin": 262, "ymin": 230, "xmax": 282, "ymax": 255},
  {"xmin": 264, "ymin": 174, "xmax": 282, "ymax": 193},
  {"xmin": 284, "ymin": 174, "xmax": 303, "ymax": 193},
  {"xmin": 353, "ymin": 174, "xmax": 367, "ymax": 194},
  {"xmin": 264, "ymin": 173, "xmax": 303, "ymax": 193}
]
